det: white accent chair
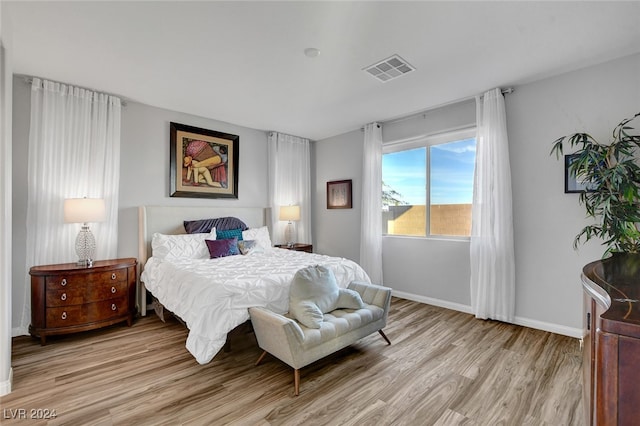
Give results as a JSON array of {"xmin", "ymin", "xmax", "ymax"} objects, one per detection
[{"xmin": 249, "ymin": 281, "xmax": 392, "ymax": 395}]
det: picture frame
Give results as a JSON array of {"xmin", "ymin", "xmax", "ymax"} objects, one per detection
[
  {"xmin": 170, "ymin": 122, "xmax": 239, "ymax": 199},
  {"xmin": 565, "ymin": 153, "xmax": 595, "ymax": 193},
  {"xmin": 327, "ymin": 179, "xmax": 352, "ymax": 209}
]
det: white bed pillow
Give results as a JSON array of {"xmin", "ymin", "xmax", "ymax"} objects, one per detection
[
  {"xmin": 242, "ymin": 226, "xmax": 272, "ymax": 251},
  {"xmin": 151, "ymin": 228, "xmax": 216, "ymax": 260}
]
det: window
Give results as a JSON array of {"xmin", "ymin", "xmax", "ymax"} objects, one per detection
[{"xmin": 382, "ymin": 129, "xmax": 476, "ymax": 237}]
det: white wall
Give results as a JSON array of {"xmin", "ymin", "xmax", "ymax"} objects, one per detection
[
  {"xmin": 508, "ymin": 53, "xmax": 639, "ymax": 334},
  {"xmin": 11, "ymin": 76, "xmax": 27, "ymax": 336},
  {"xmin": 1, "ymin": 1, "xmax": 14, "ymax": 396},
  {"xmin": 314, "ymin": 53, "xmax": 640, "ymax": 337},
  {"xmin": 313, "ymin": 129, "xmax": 363, "ymax": 261},
  {"xmin": 10, "ymin": 81, "xmax": 270, "ymax": 331}
]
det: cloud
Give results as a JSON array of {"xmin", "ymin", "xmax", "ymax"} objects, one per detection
[{"xmin": 432, "ymin": 143, "xmax": 476, "ymax": 154}]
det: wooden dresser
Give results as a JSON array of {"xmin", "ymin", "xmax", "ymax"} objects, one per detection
[
  {"xmin": 30, "ymin": 258, "xmax": 137, "ymax": 344},
  {"xmin": 582, "ymin": 253, "xmax": 640, "ymax": 425}
]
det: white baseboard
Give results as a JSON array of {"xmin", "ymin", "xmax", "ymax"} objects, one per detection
[
  {"xmin": 391, "ymin": 290, "xmax": 582, "ymax": 339},
  {"xmin": 512, "ymin": 316, "xmax": 583, "ymax": 339},
  {"xmin": 392, "ymin": 290, "xmax": 473, "ymax": 314},
  {"xmin": 0, "ymin": 367, "xmax": 12, "ymax": 396}
]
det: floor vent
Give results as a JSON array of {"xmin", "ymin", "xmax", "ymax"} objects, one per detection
[{"xmin": 363, "ymin": 54, "xmax": 415, "ymax": 83}]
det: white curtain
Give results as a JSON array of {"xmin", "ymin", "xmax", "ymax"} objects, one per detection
[
  {"xmin": 18, "ymin": 78, "xmax": 121, "ymax": 333},
  {"xmin": 268, "ymin": 132, "xmax": 311, "ymax": 245},
  {"xmin": 360, "ymin": 123, "xmax": 383, "ymax": 284},
  {"xmin": 470, "ymin": 88, "xmax": 515, "ymax": 322}
]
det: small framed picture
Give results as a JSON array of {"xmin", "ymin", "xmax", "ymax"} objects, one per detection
[
  {"xmin": 327, "ymin": 179, "xmax": 352, "ymax": 209},
  {"xmin": 565, "ymin": 154, "xmax": 596, "ymax": 193}
]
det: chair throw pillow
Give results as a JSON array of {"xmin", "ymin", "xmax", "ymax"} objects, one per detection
[
  {"xmin": 289, "ymin": 265, "xmax": 365, "ymax": 329},
  {"xmin": 336, "ymin": 288, "xmax": 366, "ymax": 310}
]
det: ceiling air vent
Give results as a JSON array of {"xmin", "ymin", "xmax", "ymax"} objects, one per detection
[{"xmin": 364, "ymin": 54, "xmax": 415, "ymax": 83}]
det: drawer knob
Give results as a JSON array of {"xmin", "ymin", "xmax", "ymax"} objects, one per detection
[
  {"xmin": 61, "ymin": 312, "xmax": 67, "ymax": 320},
  {"xmin": 111, "ymin": 273, "xmax": 117, "ymax": 280},
  {"xmin": 111, "ymin": 286, "xmax": 117, "ymax": 294},
  {"xmin": 61, "ymin": 278, "xmax": 67, "ymax": 287},
  {"xmin": 111, "ymin": 303, "xmax": 117, "ymax": 311},
  {"xmin": 61, "ymin": 293, "xmax": 67, "ymax": 301}
]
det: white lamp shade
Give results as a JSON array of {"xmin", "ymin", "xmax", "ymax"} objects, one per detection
[
  {"xmin": 64, "ymin": 198, "xmax": 106, "ymax": 224},
  {"xmin": 279, "ymin": 205, "xmax": 300, "ymax": 221}
]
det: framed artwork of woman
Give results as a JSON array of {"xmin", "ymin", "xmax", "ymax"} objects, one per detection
[{"xmin": 170, "ymin": 122, "xmax": 239, "ymax": 199}]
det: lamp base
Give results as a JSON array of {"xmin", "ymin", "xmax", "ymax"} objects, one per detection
[
  {"xmin": 284, "ymin": 221, "xmax": 295, "ymax": 247},
  {"xmin": 75, "ymin": 225, "xmax": 96, "ymax": 268}
]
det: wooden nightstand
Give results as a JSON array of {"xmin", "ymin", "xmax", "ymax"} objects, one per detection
[
  {"xmin": 275, "ymin": 243, "xmax": 313, "ymax": 253},
  {"xmin": 29, "ymin": 258, "xmax": 137, "ymax": 345}
]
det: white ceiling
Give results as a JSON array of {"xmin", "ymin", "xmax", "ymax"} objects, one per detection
[{"xmin": 5, "ymin": 1, "xmax": 640, "ymax": 140}]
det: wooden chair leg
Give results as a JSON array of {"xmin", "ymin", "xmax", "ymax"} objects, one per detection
[
  {"xmin": 255, "ymin": 350, "xmax": 268, "ymax": 366},
  {"xmin": 294, "ymin": 369, "xmax": 300, "ymax": 396},
  {"xmin": 378, "ymin": 329, "xmax": 391, "ymax": 345}
]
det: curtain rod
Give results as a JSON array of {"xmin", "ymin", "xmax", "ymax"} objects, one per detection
[
  {"xmin": 362, "ymin": 87, "xmax": 514, "ymax": 130},
  {"xmin": 21, "ymin": 75, "xmax": 128, "ymax": 107},
  {"xmin": 267, "ymin": 131, "xmax": 311, "ymax": 141}
]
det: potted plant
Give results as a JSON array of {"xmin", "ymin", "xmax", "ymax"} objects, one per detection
[{"xmin": 550, "ymin": 112, "xmax": 640, "ymax": 255}]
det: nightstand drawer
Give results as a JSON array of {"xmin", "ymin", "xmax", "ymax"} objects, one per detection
[
  {"xmin": 45, "ymin": 269, "xmax": 127, "ymax": 291},
  {"xmin": 46, "ymin": 296, "xmax": 128, "ymax": 328},
  {"xmin": 46, "ymin": 281, "xmax": 129, "ymax": 307}
]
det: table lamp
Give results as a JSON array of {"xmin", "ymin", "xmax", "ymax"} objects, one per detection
[
  {"xmin": 64, "ymin": 198, "xmax": 106, "ymax": 267},
  {"xmin": 279, "ymin": 205, "xmax": 300, "ymax": 248}
]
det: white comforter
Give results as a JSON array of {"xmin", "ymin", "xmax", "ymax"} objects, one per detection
[{"xmin": 141, "ymin": 248, "xmax": 370, "ymax": 364}]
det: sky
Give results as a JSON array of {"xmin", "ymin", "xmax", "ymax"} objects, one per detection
[{"xmin": 382, "ymin": 137, "xmax": 476, "ymax": 205}]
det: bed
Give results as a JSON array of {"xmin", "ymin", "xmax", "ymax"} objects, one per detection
[{"xmin": 137, "ymin": 205, "xmax": 370, "ymax": 364}]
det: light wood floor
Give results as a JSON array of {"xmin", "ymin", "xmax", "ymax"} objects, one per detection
[{"xmin": 2, "ymin": 298, "xmax": 583, "ymax": 425}]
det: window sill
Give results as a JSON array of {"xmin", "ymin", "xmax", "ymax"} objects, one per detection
[{"xmin": 382, "ymin": 234, "xmax": 470, "ymax": 243}]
